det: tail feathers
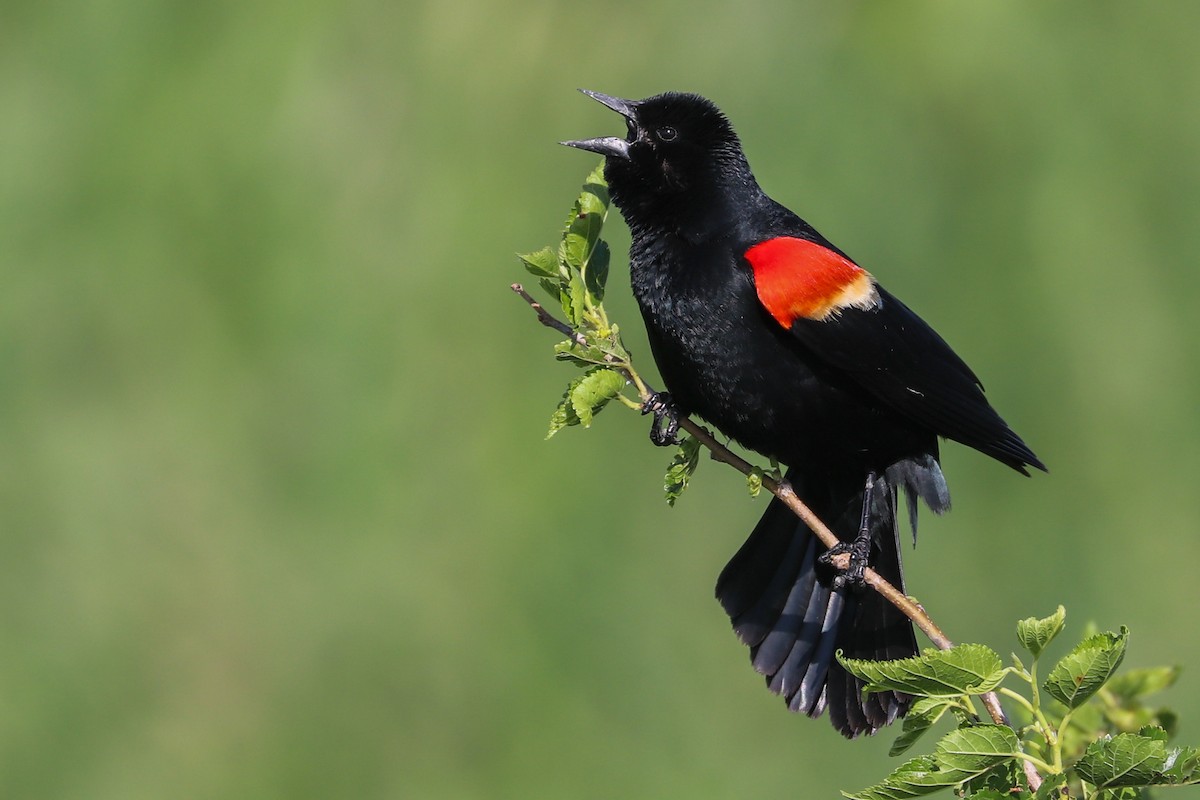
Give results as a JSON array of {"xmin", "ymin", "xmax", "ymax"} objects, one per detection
[
  {"xmin": 885, "ymin": 452, "xmax": 950, "ymax": 546},
  {"xmin": 716, "ymin": 461, "xmax": 944, "ymax": 737}
]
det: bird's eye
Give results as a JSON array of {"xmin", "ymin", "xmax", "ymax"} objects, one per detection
[{"xmin": 656, "ymin": 126, "xmax": 678, "ymax": 142}]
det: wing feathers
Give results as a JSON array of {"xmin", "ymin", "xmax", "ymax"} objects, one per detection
[
  {"xmin": 792, "ymin": 288, "xmax": 1045, "ymax": 472},
  {"xmin": 743, "ymin": 236, "xmax": 1043, "ymax": 473},
  {"xmin": 746, "ymin": 237, "xmax": 880, "ymax": 326}
]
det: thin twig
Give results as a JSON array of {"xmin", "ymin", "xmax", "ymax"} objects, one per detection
[
  {"xmin": 511, "ymin": 283, "xmax": 586, "ymax": 346},
  {"xmin": 512, "ymin": 282, "xmax": 1041, "ymax": 791}
]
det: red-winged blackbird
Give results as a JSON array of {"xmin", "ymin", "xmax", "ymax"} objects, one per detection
[{"xmin": 563, "ymin": 90, "xmax": 1045, "ymax": 737}]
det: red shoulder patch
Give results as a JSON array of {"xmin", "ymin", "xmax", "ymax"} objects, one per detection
[{"xmin": 744, "ymin": 237, "xmax": 878, "ymax": 327}]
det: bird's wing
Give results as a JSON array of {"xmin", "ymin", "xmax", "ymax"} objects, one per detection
[{"xmin": 743, "ymin": 236, "xmax": 1044, "ymax": 473}]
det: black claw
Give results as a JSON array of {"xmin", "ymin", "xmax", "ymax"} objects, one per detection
[
  {"xmin": 819, "ymin": 471, "xmax": 879, "ymax": 593},
  {"xmin": 641, "ymin": 391, "xmax": 681, "ymax": 447},
  {"xmin": 819, "ymin": 534, "xmax": 872, "ymax": 593}
]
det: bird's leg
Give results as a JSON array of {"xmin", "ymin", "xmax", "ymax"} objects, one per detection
[
  {"xmin": 641, "ymin": 391, "xmax": 681, "ymax": 447},
  {"xmin": 819, "ymin": 471, "xmax": 877, "ymax": 592}
]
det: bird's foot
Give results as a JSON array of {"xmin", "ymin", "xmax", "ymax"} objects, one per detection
[
  {"xmin": 819, "ymin": 531, "xmax": 872, "ymax": 592},
  {"xmin": 641, "ymin": 391, "xmax": 681, "ymax": 447}
]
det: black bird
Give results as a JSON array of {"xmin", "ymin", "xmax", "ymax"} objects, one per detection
[{"xmin": 563, "ymin": 90, "xmax": 1044, "ymax": 737}]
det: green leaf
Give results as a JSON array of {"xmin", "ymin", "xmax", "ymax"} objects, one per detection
[
  {"xmin": 578, "ymin": 164, "xmax": 609, "ymax": 212},
  {"xmin": 558, "ymin": 275, "xmax": 587, "ymax": 326},
  {"xmin": 559, "ymin": 175, "xmax": 608, "ymax": 271},
  {"xmin": 845, "ymin": 728, "xmax": 1018, "ymax": 800},
  {"xmin": 839, "ymin": 644, "xmax": 1007, "ymax": 698},
  {"xmin": 518, "ymin": 246, "xmax": 558, "ymax": 278},
  {"xmin": 1075, "ymin": 732, "xmax": 1166, "ymax": 788},
  {"xmin": 553, "ymin": 338, "xmax": 610, "ymax": 368},
  {"xmin": 1017, "ymin": 605, "xmax": 1066, "ymax": 659},
  {"xmin": 664, "ymin": 434, "xmax": 701, "ymax": 506},
  {"xmin": 1159, "ymin": 744, "xmax": 1200, "ymax": 785},
  {"xmin": 934, "ymin": 725, "xmax": 1020, "ymax": 775},
  {"xmin": 553, "ymin": 166, "xmax": 611, "ymax": 326},
  {"xmin": 1043, "ymin": 627, "xmax": 1128, "ymax": 709},
  {"xmin": 841, "ymin": 755, "xmax": 955, "ymax": 800},
  {"xmin": 583, "ymin": 239, "xmax": 610, "ymax": 304},
  {"xmin": 963, "ymin": 758, "xmax": 1028, "ymax": 799},
  {"xmin": 547, "ymin": 399, "xmax": 579, "ymax": 438},
  {"xmin": 890, "ymin": 697, "xmax": 954, "ymax": 757},
  {"xmin": 546, "ymin": 377, "xmax": 584, "ymax": 438},
  {"xmin": 1106, "ymin": 666, "xmax": 1180, "ymax": 703},
  {"xmin": 1031, "ymin": 772, "xmax": 1067, "ymax": 800},
  {"xmin": 537, "ymin": 276, "xmax": 560, "ymax": 303},
  {"xmin": 569, "ymin": 367, "xmax": 625, "ymax": 427},
  {"xmin": 1137, "ymin": 725, "xmax": 1168, "ymax": 742}
]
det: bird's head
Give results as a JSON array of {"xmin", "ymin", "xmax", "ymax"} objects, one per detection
[{"xmin": 563, "ymin": 90, "xmax": 754, "ymax": 232}]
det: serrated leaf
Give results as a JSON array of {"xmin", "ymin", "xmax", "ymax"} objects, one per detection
[
  {"xmin": 554, "ymin": 338, "xmax": 609, "ymax": 368},
  {"xmin": 1075, "ymin": 733, "xmax": 1167, "ymax": 788},
  {"xmin": 1137, "ymin": 725, "xmax": 1169, "ymax": 742},
  {"xmin": 664, "ymin": 434, "xmax": 701, "ymax": 507},
  {"xmin": 935, "ymin": 725, "xmax": 1020, "ymax": 773},
  {"xmin": 1106, "ymin": 666, "xmax": 1180, "ymax": 703},
  {"xmin": 569, "ymin": 367, "xmax": 625, "ymax": 427},
  {"xmin": 1043, "ymin": 628, "xmax": 1128, "ymax": 709},
  {"xmin": 890, "ymin": 698, "xmax": 954, "ymax": 756},
  {"xmin": 547, "ymin": 399, "xmax": 579, "ymax": 438},
  {"xmin": 546, "ymin": 376, "xmax": 585, "ymax": 438},
  {"xmin": 518, "ymin": 246, "xmax": 558, "ymax": 278},
  {"xmin": 1017, "ymin": 605, "xmax": 1066, "ymax": 658},
  {"xmin": 841, "ymin": 755, "xmax": 954, "ymax": 800},
  {"xmin": 839, "ymin": 644, "xmax": 1007, "ymax": 698},
  {"xmin": 558, "ymin": 275, "xmax": 587, "ymax": 326},
  {"xmin": 960, "ymin": 758, "xmax": 1027, "ymax": 800},
  {"xmin": 959, "ymin": 791, "xmax": 1009, "ymax": 800},
  {"xmin": 844, "ymin": 729, "xmax": 1016, "ymax": 800}
]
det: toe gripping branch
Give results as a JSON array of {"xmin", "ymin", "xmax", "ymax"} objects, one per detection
[
  {"xmin": 641, "ymin": 391, "xmax": 681, "ymax": 447},
  {"xmin": 818, "ymin": 471, "xmax": 878, "ymax": 592}
]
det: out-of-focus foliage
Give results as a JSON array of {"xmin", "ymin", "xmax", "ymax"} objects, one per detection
[{"xmin": 2, "ymin": 2, "xmax": 1199, "ymax": 798}]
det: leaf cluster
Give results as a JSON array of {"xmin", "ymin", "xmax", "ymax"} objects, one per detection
[
  {"xmin": 842, "ymin": 607, "xmax": 1196, "ymax": 800},
  {"xmin": 519, "ymin": 166, "xmax": 712, "ymax": 504},
  {"xmin": 518, "ymin": 165, "xmax": 641, "ymax": 437}
]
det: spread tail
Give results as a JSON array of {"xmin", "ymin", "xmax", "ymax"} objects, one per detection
[{"xmin": 714, "ymin": 456, "xmax": 948, "ymax": 737}]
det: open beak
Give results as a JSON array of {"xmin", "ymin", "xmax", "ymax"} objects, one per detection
[{"xmin": 560, "ymin": 89, "xmax": 637, "ymax": 160}]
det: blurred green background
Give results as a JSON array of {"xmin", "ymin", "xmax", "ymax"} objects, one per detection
[{"xmin": 3, "ymin": 1, "xmax": 1199, "ymax": 797}]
